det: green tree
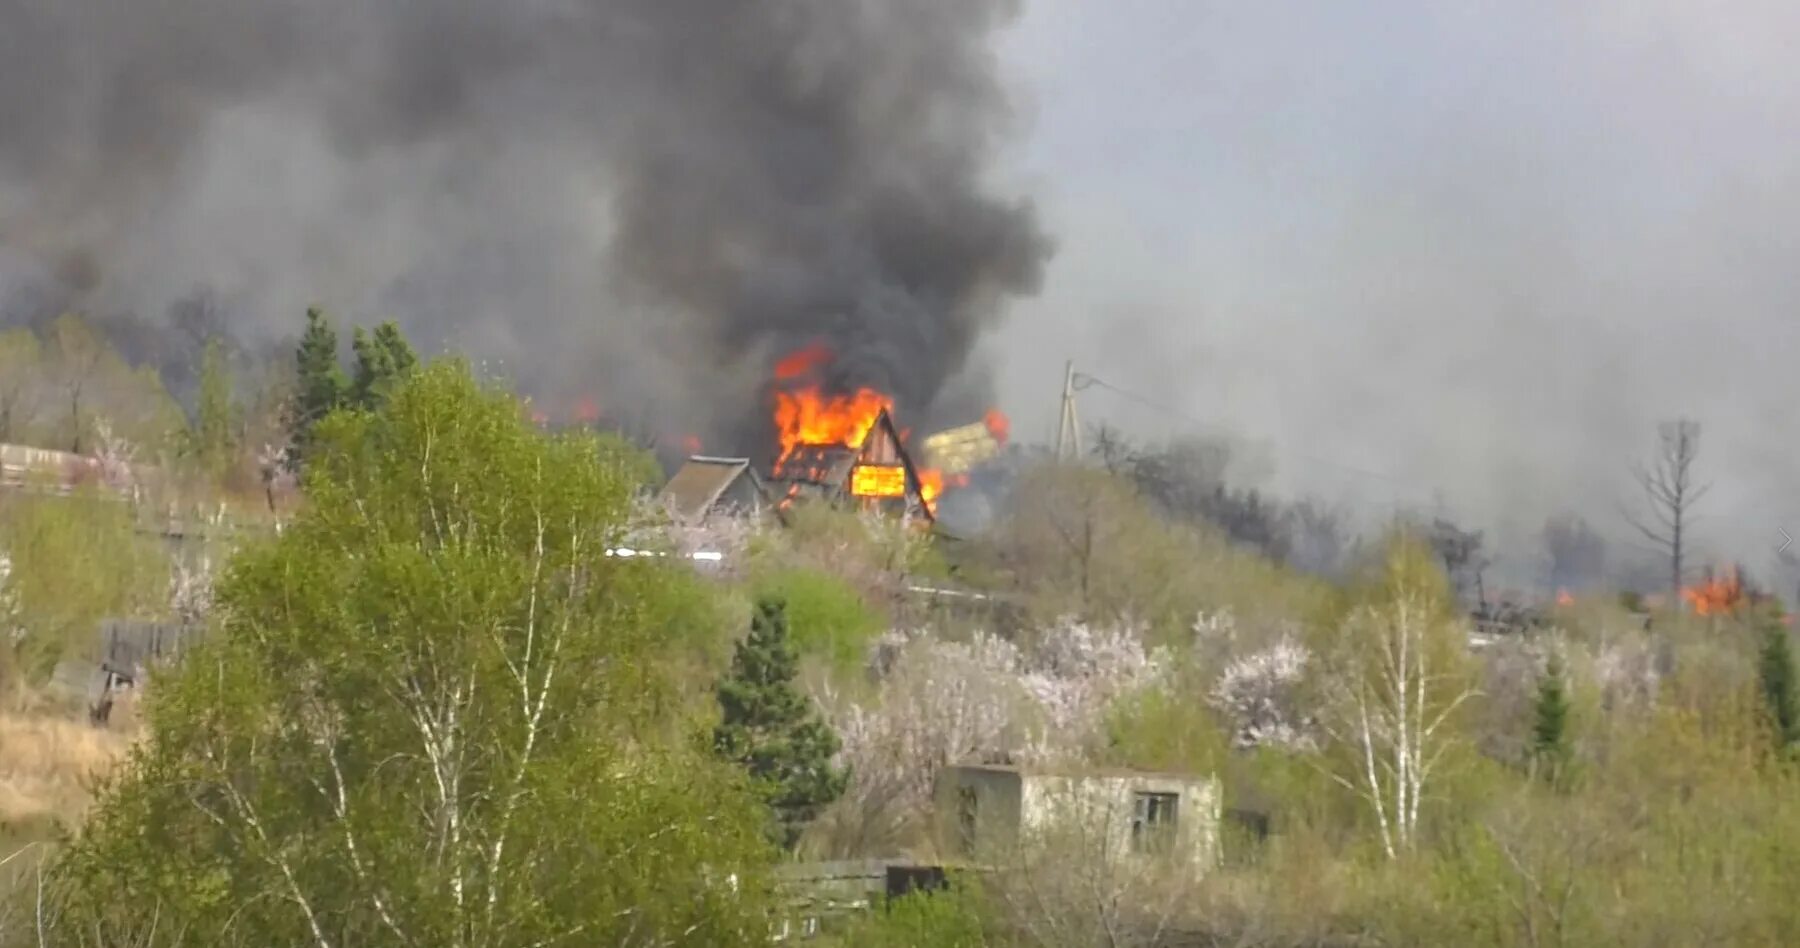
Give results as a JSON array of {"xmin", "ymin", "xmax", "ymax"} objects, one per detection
[
  {"xmin": 350, "ymin": 321, "xmax": 418, "ymax": 411},
  {"xmin": 42, "ymin": 361, "xmax": 777, "ymax": 946},
  {"xmin": 713, "ymin": 596, "xmax": 848, "ymax": 849},
  {"xmin": 1531, "ymin": 651, "xmax": 1573, "ymax": 784},
  {"xmin": 1759, "ymin": 623, "xmax": 1799, "ymax": 750},
  {"xmin": 0, "ymin": 327, "xmax": 43, "ymax": 443},
  {"xmin": 186, "ymin": 336, "xmax": 237, "ymax": 483},
  {"xmin": 287, "ymin": 306, "xmax": 346, "ymax": 463}
]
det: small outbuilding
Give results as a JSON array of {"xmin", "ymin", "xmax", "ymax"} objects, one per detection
[
  {"xmin": 656, "ymin": 455, "xmax": 770, "ymax": 523},
  {"xmin": 935, "ymin": 763, "xmax": 1222, "ymax": 873}
]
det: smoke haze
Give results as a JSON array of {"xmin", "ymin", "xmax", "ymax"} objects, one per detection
[
  {"xmin": 0, "ymin": 0, "xmax": 1048, "ymax": 451},
  {"xmin": 996, "ymin": 1, "xmax": 1800, "ymax": 588}
]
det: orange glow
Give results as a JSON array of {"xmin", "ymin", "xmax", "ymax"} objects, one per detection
[
  {"xmin": 682, "ymin": 434, "xmax": 703, "ymax": 455},
  {"xmin": 1681, "ymin": 567, "xmax": 1744, "ymax": 617},
  {"xmin": 851, "ymin": 464, "xmax": 907, "ymax": 498},
  {"xmin": 984, "ymin": 407, "xmax": 1011, "ymax": 445},
  {"xmin": 1555, "ymin": 588, "xmax": 1574, "ymax": 607},
  {"xmin": 574, "ymin": 395, "xmax": 601, "ymax": 424},
  {"xmin": 768, "ymin": 342, "xmax": 970, "ymax": 518},
  {"xmin": 773, "ymin": 385, "xmax": 894, "ymax": 469},
  {"xmin": 774, "ymin": 341, "xmax": 833, "ymax": 380}
]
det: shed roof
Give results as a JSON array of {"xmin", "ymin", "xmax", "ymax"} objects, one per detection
[{"xmin": 658, "ymin": 456, "xmax": 765, "ymax": 522}]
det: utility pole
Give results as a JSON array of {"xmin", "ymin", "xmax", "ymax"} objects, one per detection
[{"xmin": 1055, "ymin": 360, "xmax": 1083, "ymax": 462}]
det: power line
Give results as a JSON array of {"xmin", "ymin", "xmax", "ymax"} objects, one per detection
[{"xmin": 1068, "ymin": 369, "xmax": 1449, "ymax": 505}]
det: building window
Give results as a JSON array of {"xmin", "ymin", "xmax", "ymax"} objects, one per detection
[
  {"xmin": 1132, "ymin": 791, "xmax": 1179, "ymax": 853},
  {"xmin": 956, "ymin": 786, "xmax": 979, "ymax": 852}
]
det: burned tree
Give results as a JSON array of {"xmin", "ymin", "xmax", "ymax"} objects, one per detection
[
  {"xmin": 1624, "ymin": 419, "xmax": 1708, "ymax": 596},
  {"xmin": 1543, "ymin": 514, "xmax": 1607, "ymax": 593}
]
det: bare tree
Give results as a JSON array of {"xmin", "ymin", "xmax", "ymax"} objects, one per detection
[
  {"xmin": 1543, "ymin": 514, "xmax": 1607, "ymax": 594},
  {"xmin": 1623, "ymin": 419, "xmax": 1708, "ymax": 596}
]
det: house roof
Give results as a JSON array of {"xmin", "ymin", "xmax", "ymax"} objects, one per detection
[
  {"xmin": 945, "ymin": 761, "xmax": 1216, "ymax": 783},
  {"xmin": 657, "ymin": 456, "xmax": 765, "ymax": 521}
]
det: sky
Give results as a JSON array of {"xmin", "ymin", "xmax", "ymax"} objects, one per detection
[{"xmin": 985, "ymin": 1, "xmax": 1800, "ymax": 586}]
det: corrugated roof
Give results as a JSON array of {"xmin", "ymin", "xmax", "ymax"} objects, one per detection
[{"xmin": 658, "ymin": 456, "xmax": 761, "ymax": 521}]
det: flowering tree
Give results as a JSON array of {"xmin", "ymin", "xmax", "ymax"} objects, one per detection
[
  {"xmin": 1018, "ymin": 616, "xmax": 1168, "ymax": 760},
  {"xmin": 168, "ymin": 557, "xmax": 214, "ymax": 627},
  {"xmin": 818, "ymin": 630, "xmax": 1030, "ymax": 854},
  {"xmin": 817, "ymin": 618, "xmax": 1168, "ymax": 855},
  {"xmin": 0, "ymin": 550, "xmax": 20, "ymax": 647},
  {"xmin": 1209, "ymin": 636, "xmax": 1316, "ymax": 751}
]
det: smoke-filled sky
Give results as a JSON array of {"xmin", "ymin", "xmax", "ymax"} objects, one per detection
[
  {"xmin": 2, "ymin": 1, "xmax": 1797, "ymax": 585},
  {"xmin": 993, "ymin": 1, "xmax": 1800, "ymax": 585},
  {"xmin": 0, "ymin": 0, "xmax": 1046, "ymax": 448}
]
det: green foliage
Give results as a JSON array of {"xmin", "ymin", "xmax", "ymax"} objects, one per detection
[
  {"xmin": 713, "ymin": 596, "xmax": 848, "ymax": 849},
  {"xmin": 1099, "ymin": 675, "xmax": 1228, "ymax": 775},
  {"xmin": 184, "ymin": 337, "xmax": 238, "ymax": 485},
  {"xmin": 1758, "ymin": 623, "xmax": 1799, "ymax": 750},
  {"xmin": 350, "ymin": 321, "xmax": 419, "ymax": 411},
  {"xmin": 287, "ymin": 306, "xmax": 347, "ymax": 461},
  {"xmin": 755, "ymin": 568, "xmax": 884, "ymax": 672},
  {"xmin": 1531, "ymin": 651, "xmax": 1573, "ymax": 783},
  {"xmin": 0, "ymin": 328, "xmax": 42, "ymax": 444},
  {"xmin": 41, "ymin": 361, "xmax": 778, "ymax": 945},
  {"xmin": 0, "ymin": 493, "xmax": 168, "ymax": 690},
  {"xmin": 828, "ymin": 884, "xmax": 992, "ymax": 947}
]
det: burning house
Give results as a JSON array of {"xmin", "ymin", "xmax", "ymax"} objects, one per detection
[
  {"xmin": 771, "ymin": 406, "xmax": 937, "ymax": 524},
  {"xmin": 654, "ymin": 341, "xmax": 1009, "ymax": 529}
]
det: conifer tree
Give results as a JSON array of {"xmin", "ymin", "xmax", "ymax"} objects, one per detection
[
  {"xmin": 1759, "ymin": 623, "xmax": 1799, "ymax": 750},
  {"xmin": 1531, "ymin": 650, "xmax": 1572, "ymax": 784},
  {"xmin": 713, "ymin": 595, "xmax": 848, "ymax": 848},
  {"xmin": 287, "ymin": 306, "xmax": 346, "ymax": 465},
  {"xmin": 350, "ymin": 321, "xmax": 419, "ymax": 411}
]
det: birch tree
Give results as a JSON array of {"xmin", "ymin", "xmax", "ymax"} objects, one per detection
[
  {"xmin": 41, "ymin": 361, "xmax": 777, "ymax": 947},
  {"xmin": 1319, "ymin": 535, "xmax": 1478, "ymax": 859}
]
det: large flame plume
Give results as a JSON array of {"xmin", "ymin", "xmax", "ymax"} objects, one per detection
[{"xmin": 769, "ymin": 342, "xmax": 1004, "ymax": 516}]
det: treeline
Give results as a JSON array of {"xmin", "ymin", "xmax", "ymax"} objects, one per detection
[{"xmin": 5, "ymin": 323, "xmax": 1800, "ymax": 945}]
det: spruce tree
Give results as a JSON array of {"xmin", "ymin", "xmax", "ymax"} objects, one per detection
[
  {"xmin": 350, "ymin": 321, "xmax": 418, "ymax": 411},
  {"xmin": 1759, "ymin": 623, "xmax": 1799, "ymax": 750},
  {"xmin": 713, "ymin": 595, "xmax": 848, "ymax": 848},
  {"xmin": 288, "ymin": 306, "xmax": 346, "ymax": 464},
  {"xmin": 1530, "ymin": 650, "xmax": 1572, "ymax": 784}
]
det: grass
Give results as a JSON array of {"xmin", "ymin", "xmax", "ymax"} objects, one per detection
[{"xmin": 0, "ymin": 702, "xmax": 135, "ymax": 860}]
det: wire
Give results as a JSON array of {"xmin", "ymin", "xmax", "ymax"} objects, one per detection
[{"xmin": 1069, "ymin": 370, "xmax": 1448, "ymax": 502}]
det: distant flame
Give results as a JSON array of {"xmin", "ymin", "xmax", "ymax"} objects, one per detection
[
  {"xmin": 682, "ymin": 434, "xmax": 703, "ymax": 455},
  {"xmin": 1555, "ymin": 588, "xmax": 1574, "ymax": 607},
  {"xmin": 573, "ymin": 395, "xmax": 601, "ymax": 425},
  {"xmin": 774, "ymin": 341, "xmax": 833, "ymax": 381},
  {"xmin": 1681, "ymin": 567, "xmax": 1744, "ymax": 617},
  {"xmin": 984, "ymin": 407, "xmax": 1011, "ymax": 445}
]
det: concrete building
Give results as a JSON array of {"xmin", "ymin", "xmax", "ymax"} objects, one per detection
[{"xmin": 935, "ymin": 763, "xmax": 1222, "ymax": 873}]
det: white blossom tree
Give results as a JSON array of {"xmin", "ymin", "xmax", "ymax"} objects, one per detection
[
  {"xmin": 1209, "ymin": 636, "xmax": 1316, "ymax": 751},
  {"xmin": 1018, "ymin": 616, "xmax": 1169, "ymax": 760}
]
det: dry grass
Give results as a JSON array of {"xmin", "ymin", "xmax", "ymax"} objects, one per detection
[{"xmin": 0, "ymin": 705, "xmax": 134, "ymax": 837}]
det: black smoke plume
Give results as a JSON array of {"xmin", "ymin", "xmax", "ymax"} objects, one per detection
[{"xmin": 0, "ymin": 0, "xmax": 1050, "ymax": 447}]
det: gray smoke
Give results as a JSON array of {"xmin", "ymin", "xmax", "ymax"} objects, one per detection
[{"xmin": 0, "ymin": 0, "xmax": 1049, "ymax": 448}]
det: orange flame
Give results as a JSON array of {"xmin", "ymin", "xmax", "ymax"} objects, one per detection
[
  {"xmin": 682, "ymin": 434, "xmax": 703, "ymax": 455},
  {"xmin": 774, "ymin": 341, "xmax": 833, "ymax": 380},
  {"xmin": 573, "ymin": 395, "xmax": 601, "ymax": 425},
  {"xmin": 773, "ymin": 386, "xmax": 894, "ymax": 470},
  {"xmin": 1555, "ymin": 588, "xmax": 1574, "ymax": 607},
  {"xmin": 984, "ymin": 407, "xmax": 1011, "ymax": 445},
  {"xmin": 1681, "ymin": 567, "xmax": 1744, "ymax": 617}
]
